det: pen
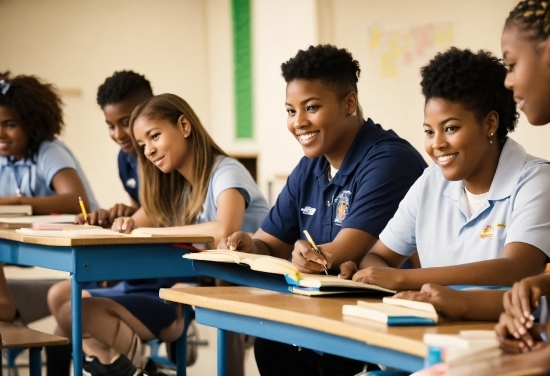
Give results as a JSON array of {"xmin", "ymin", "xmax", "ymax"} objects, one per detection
[
  {"xmin": 303, "ymin": 230, "xmax": 329, "ymax": 276},
  {"xmin": 78, "ymin": 196, "xmax": 89, "ymax": 225}
]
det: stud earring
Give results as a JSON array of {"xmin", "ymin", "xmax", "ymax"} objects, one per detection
[{"xmin": 489, "ymin": 132, "xmax": 494, "ymax": 145}]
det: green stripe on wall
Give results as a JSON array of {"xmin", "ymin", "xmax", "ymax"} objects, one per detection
[{"xmin": 232, "ymin": 0, "xmax": 253, "ymax": 139}]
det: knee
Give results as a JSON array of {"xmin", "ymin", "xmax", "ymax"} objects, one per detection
[{"xmin": 47, "ymin": 280, "xmax": 71, "ymax": 315}]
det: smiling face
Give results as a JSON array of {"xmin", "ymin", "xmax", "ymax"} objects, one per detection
[
  {"xmin": 285, "ymin": 79, "xmax": 357, "ymax": 167},
  {"xmin": 0, "ymin": 106, "xmax": 29, "ymax": 161},
  {"xmin": 133, "ymin": 114, "xmax": 193, "ymax": 175},
  {"xmin": 423, "ymin": 98, "xmax": 500, "ymax": 193},
  {"xmin": 102, "ymin": 97, "xmax": 148, "ymax": 154},
  {"xmin": 501, "ymin": 25, "xmax": 550, "ymax": 125}
]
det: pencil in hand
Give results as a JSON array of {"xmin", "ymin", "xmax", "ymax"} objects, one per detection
[
  {"xmin": 78, "ymin": 196, "xmax": 89, "ymax": 225},
  {"xmin": 303, "ymin": 230, "xmax": 329, "ymax": 276}
]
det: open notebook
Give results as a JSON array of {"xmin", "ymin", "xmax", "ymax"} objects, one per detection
[{"xmin": 184, "ymin": 249, "xmax": 395, "ymax": 296}]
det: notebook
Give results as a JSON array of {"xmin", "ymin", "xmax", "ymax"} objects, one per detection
[
  {"xmin": 342, "ymin": 297, "xmax": 438, "ymax": 325},
  {"xmin": 0, "ymin": 214, "xmax": 77, "ymax": 229},
  {"xmin": 0, "ymin": 205, "xmax": 32, "ymax": 217}
]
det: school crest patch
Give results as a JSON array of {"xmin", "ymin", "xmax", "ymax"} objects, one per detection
[
  {"xmin": 334, "ymin": 190, "xmax": 351, "ymax": 226},
  {"xmin": 480, "ymin": 225, "xmax": 494, "ymax": 239}
]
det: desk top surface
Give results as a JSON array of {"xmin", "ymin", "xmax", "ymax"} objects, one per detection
[
  {"xmin": 0, "ymin": 321, "xmax": 68, "ymax": 348},
  {"xmin": 0, "ymin": 229, "xmax": 213, "ymax": 247},
  {"xmin": 160, "ymin": 286, "xmax": 497, "ymax": 357}
]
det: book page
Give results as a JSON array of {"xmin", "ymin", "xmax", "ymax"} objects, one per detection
[
  {"xmin": 353, "ymin": 301, "xmax": 438, "ymax": 320},
  {"xmin": 183, "ymin": 249, "xmax": 263, "ymax": 263},
  {"xmin": 378, "ymin": 297, "xmax": 437, "ymax": 315},
  {"xmin": 297, "ymin": 274, "xmax": 395, "ymax": 293}
]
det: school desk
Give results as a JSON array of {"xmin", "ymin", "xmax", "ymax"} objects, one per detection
[
  {"xmin": 0, "ymin": 229, "xmax": 213, "ymax": 376},
  {"xmin": 160, "ymin": 286, "xmax": 498, "ymax": 376}
]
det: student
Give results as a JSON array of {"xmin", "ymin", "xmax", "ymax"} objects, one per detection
[
  {"xmin": 51, "ymin": 93, "xmax": 269, "ymax": 376},
  {"xmin": 47, "ymin": 70, "xmax": 153, "ymax": 376},
  {"xmin": 338, "ymin": 47, "xmax": 550, "ymax": 294},
  {"xmin": 411, "ymin": 1, "xmax": 550, "ymax": 375},
  {"xmin": 220, "ymin": 45, "xmax": 427, "ymax": 376},
  {"xmin": 75, "ymin": 70, "xmax": 153, "ymax": 226},
  {"xmin": 0, "ymin": 72, "xmax": 98, "ymax": 214}
]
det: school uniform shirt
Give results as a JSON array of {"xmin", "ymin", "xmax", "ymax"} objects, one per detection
[
  {"xmin": 380, "ymin": 137, "xmax": 550, "ymax": 267},
  {"xmin": 117, "ymin": 150, "xmax": 140, "ymax": 205},
  {"xmin": 0, "ymin": 139, "xmax": 99, "ymax": 211},
  {"xmin": 261, "ymin": 118, "xmax": 428, "ymax": 246}
]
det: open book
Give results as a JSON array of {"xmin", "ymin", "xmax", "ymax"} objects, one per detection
[
  {"xmin": 184, "ymin": 249, "xmax": 396, "ymax": 296},
  {"xmin": 0, "ymin": 214, "xmax": 77, "ymax": 229},
  {"xmin": 342, "ymin": 297, "xmax": 438, "ymax": 325}
]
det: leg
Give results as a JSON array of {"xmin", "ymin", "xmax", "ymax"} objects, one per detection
[{"xmin": 254, "ymin": 337, "xmax": 320, "ymax": 376}]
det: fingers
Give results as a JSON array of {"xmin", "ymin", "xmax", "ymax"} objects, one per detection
[
  {"xmin": 496, "ymin": 312, "xmax": 535, "ymax": 351},
  {"xmin": 107, "ymin": 204, "xmax": 137, "ymax": 226},
  {"xmin": 291, "ymin": 247, "xmax": 326, "ymax": 273},
  {"xmin": 338, "ymin": 261, "xmax": 358, "ymax": 280},
  {"xmin": 111, "ymin": 217, "xmax": 134, "ymax": 233},
  {"xmin": 219, "ymin": 232, "xmax": 252, "ymax": 252},
  {"xmin": 74, "ymin": 213, "xmax": 86, "ymax": 224}
]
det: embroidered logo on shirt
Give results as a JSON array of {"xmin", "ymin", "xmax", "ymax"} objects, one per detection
[
  {"xmin": 334, "ymin": 190, "xmax": 351, "ymax": 226},
  {"xmin": 480, "ymin": 225, "xmax": 494, "ymax": 239},
  {"xmin": 497, "ymin": 223, "xmax": 506, "ymax": 228},
  {"xmin": 126, "ymin": 178, "xmax": 137, "ymax": 189},
  {"xmin": 301, "ymin": 206, "xmax": 316, "ymax": 215}
]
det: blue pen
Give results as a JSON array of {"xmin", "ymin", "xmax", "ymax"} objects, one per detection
[{"xmin": 303, "ymin": 230, "xmax": 329, "ymax": 276}]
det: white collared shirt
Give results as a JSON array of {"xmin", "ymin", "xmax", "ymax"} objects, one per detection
[{"xmin": 379, "ymin": 137, "xmax": 550, "ymax": 267}]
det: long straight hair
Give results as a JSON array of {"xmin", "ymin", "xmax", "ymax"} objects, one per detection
[{"xmin": 129, "ymin": 93, "xmax": 228, "ymax": 226}]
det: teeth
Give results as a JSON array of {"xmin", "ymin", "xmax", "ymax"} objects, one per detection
[
  {"xmin": 298, "ymin": 132, "xmax": 318, "ymax": 141},
  {"xmin": 438, "ymin": 154, "xmax": 456, "ymax": 162}
]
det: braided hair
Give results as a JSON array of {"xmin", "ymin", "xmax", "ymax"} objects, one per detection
[{"xmin": 505, "ymin": 0, "xmax": 550, "ymax": 41}]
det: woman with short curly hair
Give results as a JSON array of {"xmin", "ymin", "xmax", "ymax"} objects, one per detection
[{"xmin": 0, "ymin": 72, "xmax": 98, "ymax": 214}]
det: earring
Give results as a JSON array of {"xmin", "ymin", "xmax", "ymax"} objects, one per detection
[
  {"xmin": 489, "ymin": 132, "xmax": 494, "ymax": 145},
  {"xmin": 348, "ymin": 112, "xmax": 353, "ymax": 116}
]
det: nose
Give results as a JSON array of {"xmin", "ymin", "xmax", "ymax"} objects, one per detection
[
  {"xmin": 291, "ymin": 110, "xmax": 308, "ymax": 129},
  {"xmin": 113, "ymin": 126, "xmax": 124, "ymax": 141},
  {"xmin": 430, "ymin": 131, "xmax": 448, "ymax": 150},
  {"xmin": 143, "ymin": 142, "xmax": 156, "ymax": 158},
  {"xmin": 504, "ymin": 71, "xmax": 513, "ymax": 90}
]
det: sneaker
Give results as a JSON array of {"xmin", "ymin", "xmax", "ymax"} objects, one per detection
[{"xmin": 83, "ymin": 355, "xmax": 155, "ymax": 376}]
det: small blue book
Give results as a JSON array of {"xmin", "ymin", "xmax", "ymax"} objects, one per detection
[{"xmin": 342, "ymin": 297, "xmax": 438, "ymax": 326}]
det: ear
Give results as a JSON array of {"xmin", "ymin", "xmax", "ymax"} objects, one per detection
[
  {"xmin": 541, "ymin": 37, "xmax": 550, "ymax": 69},
  {"xmin": 485, "ymin": 110, "xmax": 499, "ymax": 137},
  {"xmin": 177, "ymin": 114, "xmax": 192, "ymax": 138},
  {"xmin": 344, "ymin": 91, "xmax": 358, "ymax": 115}
]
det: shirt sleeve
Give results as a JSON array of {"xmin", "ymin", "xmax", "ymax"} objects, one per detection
[
  {"xmin": 260, "ymin": 161, "xmax": 303, "ymax": 245},
  {"xmin": 378, "ymin": 169, "xmax": 428, "ymax": 257},
  {"xmin": 37, "ymin": 142, "xmax": 78, "ymax": 189},
  {"xmin": 210, "ymin": 159, "xmax": 255, "ymax": 206},
  {"xmin": 342, "ymin": 143, "xmax": 426, "ymax": 237},
  {"xmin": 505, "ymin": 162, "xmax": 550, "ymax": 257}
]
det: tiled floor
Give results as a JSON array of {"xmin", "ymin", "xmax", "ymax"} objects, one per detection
[{"xmin": 4, "ymin": 266, "xmax": 261, "ymax": 376}]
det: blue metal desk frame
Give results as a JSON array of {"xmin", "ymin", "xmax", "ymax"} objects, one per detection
[{"xmin": 0, "ymin": 236, "xmax": 201, "ymax": 376}]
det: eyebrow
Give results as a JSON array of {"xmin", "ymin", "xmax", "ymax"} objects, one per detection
[
  {"xmin": 145, "ymin": 127, "xmax": 160, "ymax": 136},
  {"xmin": 423, "ymin": 117, "xmax": 460, "ymax": 127},
  {"xmin": 285, "ymin": 96, "xmax": 322, "ymax": 106}
]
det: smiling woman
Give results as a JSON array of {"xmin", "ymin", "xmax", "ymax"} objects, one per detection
[{"xmin": 0, "ymin": 72, "xmax": 98, "ymax": 214}]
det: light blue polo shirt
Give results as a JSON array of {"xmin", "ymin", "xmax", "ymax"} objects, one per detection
[
  {"xmin": 196, "ymin": 156, "xmax": 269, "ymax": 233},
  {"xmin": 0, "ymin": 139, "xmax": 99, "ymax": 211},
  {"xmin": 380, "ymin": 137, "xmax": 550, "ymax": 267}
]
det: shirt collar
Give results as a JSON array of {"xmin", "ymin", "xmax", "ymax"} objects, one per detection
[
  {"xmin": 443, "ymin": 138, "xmax": 527, "ymax": 201},
  {"xmin": 0, "ymin": 156, "xmax": 34, "ymax": 167}
]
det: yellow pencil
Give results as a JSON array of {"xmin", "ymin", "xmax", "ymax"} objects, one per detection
[
  {"xmin": 78, "ymin": 196, "xmax": 88, "ymax": 225},
  {"xmin": 303, "ymin": 230, "xmax": 329, "ymax": 276}
]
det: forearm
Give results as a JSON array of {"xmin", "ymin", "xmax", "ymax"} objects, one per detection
[
  {"xmin": 398, "ymin": 258, "xmax": 544, "ymax": 290},
  {"xmin": 0, "ymin": 194, "xmax": 83, "ymax": 215},
  {"xmin": 160, "ymin": 221, "xmax": 240, "ymax": 248},
  {"xmin": 359, "ymin": 252, "xmax": 391, "ymax": 269},
  {"xmin": 455, "ymin": 290, "xmax": 506, "ymax": 321}
]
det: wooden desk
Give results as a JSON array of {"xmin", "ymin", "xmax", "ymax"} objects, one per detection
[
  {"xmin": 160, "ymin": 286, "xmax": 497, "ymax": 376},
  {"xmin": 0, "ymin": 229, "xmax": 213, "ymax": 376}
]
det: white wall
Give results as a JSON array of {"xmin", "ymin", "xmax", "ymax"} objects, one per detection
[{"xmin": 1, "ymin": 0, "xmax": 548, "ymax": 209}]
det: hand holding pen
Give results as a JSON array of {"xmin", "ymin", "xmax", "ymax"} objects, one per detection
[
  {"xmin": 78, "ymin": 196, "xmax": 89, "ymax": 225},
  {"xmin": 302, "ymin": 230, "xmax": 329, "ymax": 275}
]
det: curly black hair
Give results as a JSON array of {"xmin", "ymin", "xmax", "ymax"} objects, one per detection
[
  {"xmin": 0, "ymin": 71, "xmax": 64, "ymax": 161},
  {"xmin": 281, "ymin": 44, "xmax": 361, "ymax": 98},
  {"xmin": 420, "ymin": 47, "xmax": 518, "ymax": 142},
  {"xmin": 96, "ymin": 70, "xmax": 153, "ymax": 108},
  {"xmin": 505, "ymin": 0, "xmax": 550, "ymax": 42}
]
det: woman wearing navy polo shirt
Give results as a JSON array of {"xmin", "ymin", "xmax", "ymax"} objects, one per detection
[{"xmin": 220, "ymin": 45, "xmax": 427, "ymax": 376}]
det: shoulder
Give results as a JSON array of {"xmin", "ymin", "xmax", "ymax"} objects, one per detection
[{"xmin": 36, "ymin": 139, "xmax": 74, "ymax": 162}]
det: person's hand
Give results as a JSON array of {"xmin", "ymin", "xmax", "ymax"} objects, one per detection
[
  {"xmin": 218, "ymin": 231, "xmax": 256, "ymax": 253},
  {"xmin": 338, "ymin": 261, "xmax": 358, "ymax": 280},
  {"xmin": 291, "ymin": 240, "xmax": 332, "ymax": 273},
  {"xmin": 111, "ymin": 217, "xmax": 135, "ymax": 233},
  {"xmin": 106, "ymin": 204, "xmax": 137, "ymax": 225},
  {"xmin": 351, "ymin": 266, "xmax": 404, "ymax": 290},
  {"xmin": 393, "ymin": 284, "xmax": 467, "ymax": 320},
  {"xmin": 502, "ymin": 274, "xmax": 550, "ymax": 331},
  {"xmin": 495, "ymin": 311, "xmax": 546, "ymax": 353}
]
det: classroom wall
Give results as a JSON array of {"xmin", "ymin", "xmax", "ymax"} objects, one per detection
[{"xmin": 1, "ymin": 0, "xmax": 548, "ymax": 210}]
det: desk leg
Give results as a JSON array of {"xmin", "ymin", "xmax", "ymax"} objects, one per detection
[
  {"xmin": 217, "ymin": 329, "xmax": 227, "ymax": 376},
  {"xmin": 72, "ymin": 277, "xmax": 83, "ymax": 376},
  {"xmin": 176, "ymin": 304, "xmax": 192, "ymax": 376},
  {"xmin": 28, "ymin": 347, "xmax": 41, "ymax": 376}
]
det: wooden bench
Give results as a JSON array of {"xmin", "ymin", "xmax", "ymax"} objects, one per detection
[{"xmin": 0, "ymin": 321, "xmax": 68, "ymax": 376}]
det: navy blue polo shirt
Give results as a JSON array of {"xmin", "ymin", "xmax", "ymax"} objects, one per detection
[
  {"xmin": 117, "ymin": 150, "xmax": 140, "ymax": 205},
  {"xmin": 261, "ymin": 118, "xmax": 427, "ymax": 246}
]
